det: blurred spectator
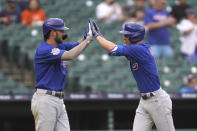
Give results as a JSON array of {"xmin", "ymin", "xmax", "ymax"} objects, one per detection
[
  {"xmin": 0, "ymin": 0, "xmax": 21, "ymax": 25},
  {"xmin": 21, "ymin": 0, "xmax": 45, "ymax": 28},
  {"xmin": 16, "ymin": 0, "xmax": 29, "ymax": 11},
  {"xmin": 122, "ymin": 0, "xmax": 146, "ymax": 21},
  {"xmin": 149, "ymin": 0, "xmax": 155, "ymax": 8},
  {"xmin": 96, "ymin": 0, "xmax": 123, "ymax": 23},
  {"xmin": 179, "ymin": 74, "xmax": 197, "ymax": 93},
  {"xmin": 123, "ymin": 8, "xmax": 145, "ymax": 26},
  {"xmin": 144, "ymin": 0, "xmax": 175, "ymax": 58},
  {"xmin": 177, "ymin": 8, "xmax": 197, "ymax": 62},
  {"xmin": 170, "ymin": 0, "xmax": 191, "ymax": 23}
]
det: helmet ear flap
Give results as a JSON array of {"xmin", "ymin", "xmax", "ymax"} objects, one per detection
[
  {"xmin": 128, "ymin": 33, "xmax": 138, "ymax": 43},
  {"xmin": 129, "ymin": 36, "xmax": 132, "ymax": 43},
  {"xmin": 128, "ymin": 32, "xmax": 144, "ymax": 43}
]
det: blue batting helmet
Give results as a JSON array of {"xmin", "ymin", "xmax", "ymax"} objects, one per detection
[
  {"xmin": 120, "ymin": 23, "xmax": 145, "ymax": 43},
  {"xmin": 42, "ymin": 18, "xmax": 69, "ymax": 35}
]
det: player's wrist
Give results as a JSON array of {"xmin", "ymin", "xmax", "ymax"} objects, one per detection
[
  {"xmin": 95, "ymin": 32, "xmax": 103, "ymax": 38},
  {"xmin": 86, "ymin": 35, "xmax": 93, "ymax": 41}
]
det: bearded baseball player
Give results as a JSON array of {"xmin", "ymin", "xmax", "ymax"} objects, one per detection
[
  {"xmin": 31, "ymin": 18, "xmax": 93, "ymax": 131},
  {"xmin": 89, "ymin": 19, "xmax": 175, "ymax": 131}
]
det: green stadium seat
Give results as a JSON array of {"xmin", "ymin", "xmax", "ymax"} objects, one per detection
[
  {"xmin": 94, "ymin": 81, "xmax": 111, "ymax": 93},
  {"xmin": 0, "ymin": 72, "xmax": 3, "ymax": 80},
  {"xmin": 12, "ymin": 84, "xmax": 30, "ymax": 94}
]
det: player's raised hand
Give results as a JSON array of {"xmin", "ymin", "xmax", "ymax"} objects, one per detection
[
  {"xmin": 86, "ymin": 21, "xmax": 93, "ymax": 41},
  {"xmin": 88, "ymin": 18, "xmax": 103, "ymax": 38},
  {"xmin": 83, "ymin": 20, "xmax": 93, "ymax": 42},
  {"xmin": 93, "ymin": 20, "xmax": 103, "ymax": 37},
  {"xmin": 83, "ymin": 23, "xmax": 89, "ymax": 40}
]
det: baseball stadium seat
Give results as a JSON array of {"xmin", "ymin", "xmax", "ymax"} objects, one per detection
[{"xmin": 12, "ymin": 84, "xmax": 30, "ymax": 94}]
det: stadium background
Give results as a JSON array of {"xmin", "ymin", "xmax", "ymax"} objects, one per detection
[{"xmin": 0, "ymin": 0, "xmax": 197, "ymax": 131}]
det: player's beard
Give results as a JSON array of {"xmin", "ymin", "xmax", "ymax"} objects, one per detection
[
  {"xmin": 62, "ymin": 34, "xmax": 68, "ymax": 40},
  {"xmin": 55, "ymin": 32, "xmax": 63, "ymax": 44}
]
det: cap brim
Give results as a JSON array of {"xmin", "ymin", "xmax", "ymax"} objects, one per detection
[
  {"xmin": 63, "ymin": 27, "xmax": 69, "ymax": 30},
  {"xmin": 55, "ymin": 26, "xmax": 69, "ymax": 31},
  {"xmin": 119, "ymin": 30, "xmax": 131, "ymax": 35}
]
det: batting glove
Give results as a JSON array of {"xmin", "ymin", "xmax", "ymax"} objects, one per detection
[
  {"xmin": 86, "ymin": 21, "xmax": 93, "ymax": 41},
  {"xmin": 88, "ymin": 18, "xmax": 103, "ymax": 38},
  {"xmin": 83, "ymin": 23, "xmax": 89, "ymax": 40}
]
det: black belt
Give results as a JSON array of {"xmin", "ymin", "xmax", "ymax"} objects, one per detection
[
  {"xmin": 46, "ymin": 90, "xmax": 64, "ymax": 99},
  {"xmin": 141, "ymin": 92, "xmax": 154, "ymax": 100}
]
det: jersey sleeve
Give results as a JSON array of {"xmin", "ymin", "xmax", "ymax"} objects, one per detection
[
  {"xmin": 35, "ymin": 47, "xmax": 65, "ymax": 63},
  {"xmin": 21, "ymin": 10, "xmax": 29, "ymax": 24},
  {"xmin": 108, "ymin": 45, "xmax": 125, "ymax": 56},
  {"xmin": 39, "ymin": 8, "xmax": 46, "ymax": 21},
  {"xmin": 96, "ymin": 5, "xmax": 104, "ymax": 19},
  {"xmin": 166, "ymin": 11, "xmax": 170, "ymax": 17},
  {"xmin": 109, "ymin": 45, "xmax": 148, "ymax": 62},
  {"xmin": 58, "ymin": 42, "xmax": 78, "ymax": 51},
  {"xmin": 144, "ymin": 9, "xmax": 153, "ymax": 25}
]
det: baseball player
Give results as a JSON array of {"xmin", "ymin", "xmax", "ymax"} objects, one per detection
[
  {"xmin": 31, "ymin": 18, "xmax": 93, "ymax": 131},
  {"xmin": 89, "ymin": 19, "xmax": 175, "ymax": 131}
]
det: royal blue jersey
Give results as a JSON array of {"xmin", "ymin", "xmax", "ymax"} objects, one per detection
[
  {"xmin": 34, "ymin": 42, "xmax": 78, "ymax": 91},
  {"xmin": 109, "ymin": 43, "xmax": 160, "ymax": 93},
  {"xmin": 144, "ymin": 8, "xmax": 170, "ymax": 45},
  {"xmin": 179, "ymin": 86, "xmax": 197, "ymax": 93}
]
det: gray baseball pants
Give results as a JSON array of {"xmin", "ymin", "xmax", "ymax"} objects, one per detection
[
  {"xmin": 133, "ymin": 88, "xmax": 175, "ymax": 131},
  {"xmin": 31, "ymin": 89, "xmax": 70, "ymax": 131}
]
